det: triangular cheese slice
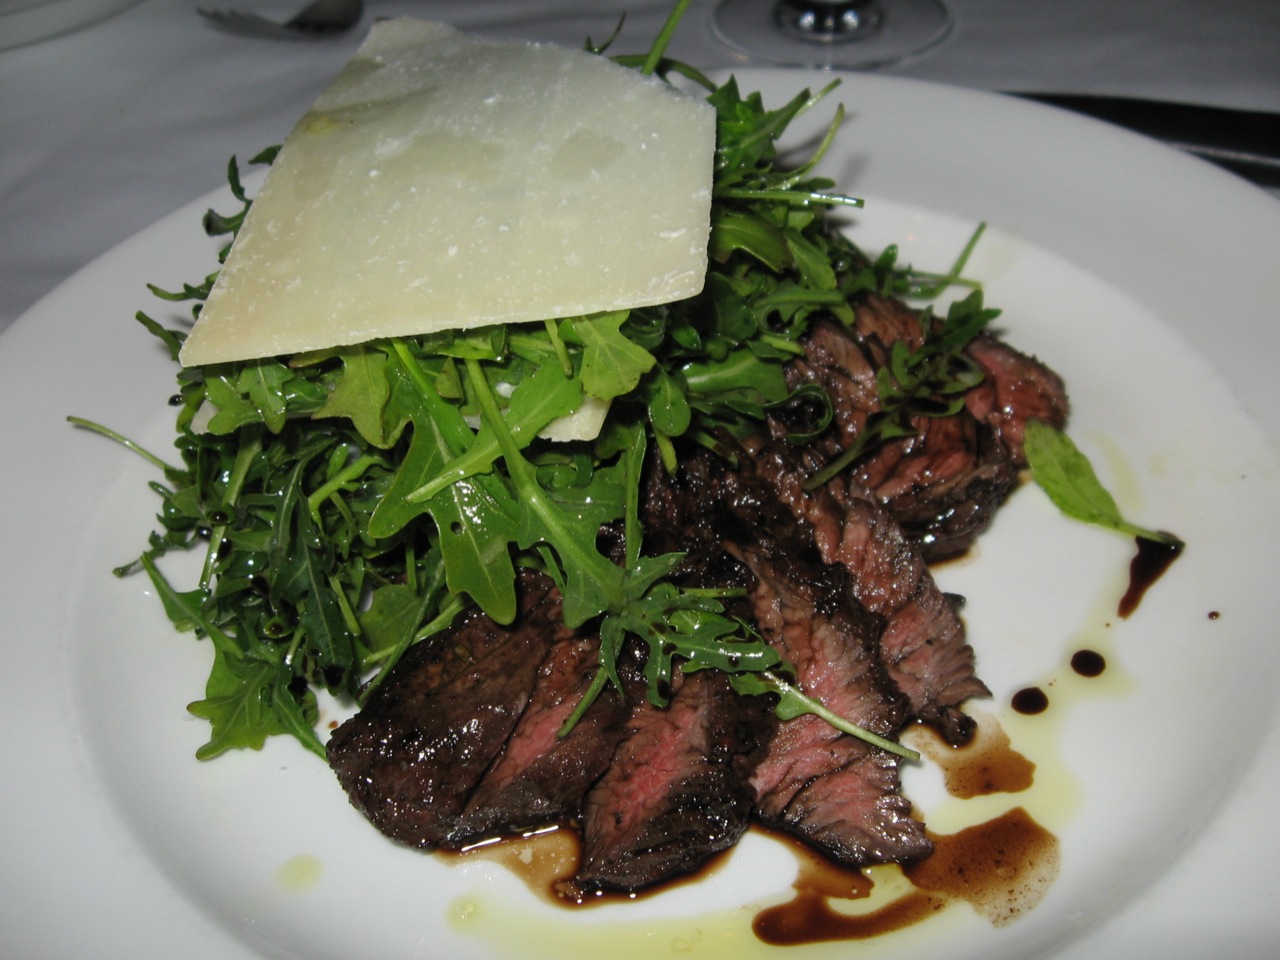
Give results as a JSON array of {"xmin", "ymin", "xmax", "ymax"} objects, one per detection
[{"xmin": 178, "ymin": 18, "xmax": 715, "ymax": 367}]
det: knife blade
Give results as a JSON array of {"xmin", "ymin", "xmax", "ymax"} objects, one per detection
[{"xmin": 1014, "ymin": 93, "xmax": 1280, "ymax": 188}]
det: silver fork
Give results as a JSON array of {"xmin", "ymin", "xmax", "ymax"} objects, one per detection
[{"xmin": 197, "ymin": 0, "xmax": 364, "ymax": 39}]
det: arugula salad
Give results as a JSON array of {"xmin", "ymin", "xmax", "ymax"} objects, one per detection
[{"xmin": 76, "ymin": 0, "xmax": 1179, "ymax": 765}]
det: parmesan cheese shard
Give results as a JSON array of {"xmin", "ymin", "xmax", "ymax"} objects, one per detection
[{"xmin": 178, "ymin": 18, "xmax": 716, "ymax": 367}]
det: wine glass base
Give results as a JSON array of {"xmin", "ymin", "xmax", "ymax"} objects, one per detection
[{"xmin": 713, "ymin": 0, "xmax": 952, "ymax": 69}]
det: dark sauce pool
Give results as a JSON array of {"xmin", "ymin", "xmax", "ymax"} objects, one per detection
[
  {"xmin": 455, "ymin": 714, "xmax": 1057, "ymax": 946},
  {"xmin": 1119, "ymin": 536, "xmax": 1184, "ymax": 618}
]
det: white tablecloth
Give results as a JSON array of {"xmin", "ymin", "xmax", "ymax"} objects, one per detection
[{"xmin": 2, "ymin": 0, "xmax": 1278, "ymax": 334}]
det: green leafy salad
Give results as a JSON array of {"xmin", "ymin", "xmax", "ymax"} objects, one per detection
[{"xmin": 75, "ymin": 0, "xmax": 1180, "ymax": 765}]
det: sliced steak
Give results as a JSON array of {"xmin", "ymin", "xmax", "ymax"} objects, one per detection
[
  {"xmin": 786, "ymin": 315, "xmax": 880, "ymax": 445},
  {"xmin": 444, "ymin": 634, "xmax": 631, "ymax": 847},
  {"xmin": 853, "ymin": 412, "xmax": 1018, "ymax": 561},
  {"xmin": 326, "ymin": 570, "xmax": 567, "ymax": 849},
  {"xmin": 963, "ymin": 332, "xmax": 1069, "ymax": 462},
  {"xmin": 742, "ymin": 435, "xmax": 989, "ymax": 745},
  {"xmin": 853, "ymin": 290, "xmax": 927, "ymax": 350},
  {"xmin": 572, "ymin": 664, "xmax": 771, "ymax": 895},
  {"xmin": 789, "ymin": 311, "xmax": 1020, "ymax": 561},
  {"xmin": 785, "ymin": 297, "xmax": 1070, "ymax": 560},
  {"xmin": 726, "ymin": 525, "xmax": 933, "ymax": 867},
  {"xmin": 642, "ymin": 442, "xmax": 932, "ymax": 865},
  {"xmin": 643, "ymin": 432, "xmax": 986, "ymax": 744}
]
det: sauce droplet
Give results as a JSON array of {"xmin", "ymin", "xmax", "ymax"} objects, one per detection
[
  {"xmin": 1069, "ymin": 649, "xmax": 1106, "ymax": 678},
  {"xmin": 1208, "ymin": 610, "xmax": 1221, "ymax": 621},
  {"xmin": 1118, "ymin": 536, "xmax": 1183, "ymax": 618},
  {"xmin": 1011, "ymin": 687, "xmax": 1049, "ymax": 715}
]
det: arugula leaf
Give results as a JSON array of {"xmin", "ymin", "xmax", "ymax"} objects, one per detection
[
  {"xmin": 187, "ymin": 649, "xmax": 289, "ymax": 759},
  {"xmin": 203, "ymin": 374, "xmax": 261, "ymax": 434},
  {"xmin": 380, "ymin": 345, "xmax": 522, "ymax": 624},
  {"xmin": 313, "ymin": 346, "xmax": 393, "ymax": 447},
  {"xmin": 571, "ymin": 311, "xmax": 657, "ymax": 400},
  {"xmin": 1024, "ymin": 419, "xmax": 1183, "ymax": 546},
  {"xmin": 403, "ymin": 357, "xmax": 584, "ymax": 504},
  {"xmin": 238, "ymin": 359, "xmax": 292, "ymax": 434},
  {"xmin": 710, "ymin": 208, "xmax": 793, "ymax": 271},
  {"xmin": 729, "ymin": 671, "xmax": 920, "ymax": 762}
]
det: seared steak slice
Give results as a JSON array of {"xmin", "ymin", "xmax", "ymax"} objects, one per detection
[
  {"xmin": 789, "ymin": 312, "xmax": 1019, "ymax": 561},
  {"xmin": 963, "ymin": 332, "xmax": 1069, "ymax": 462},
  {"xmin": 853, "ymin": 412, "xmax": 1017, "ymax": 561},
  {"xmin": 726, "ymin": 525, "xmax": 932, "ymax": 867},
  {"xmin": 742, "ymin": 435, "xmax": 989, "ymax": 745},
  {"xmin": 445, "ymin": 634, "xmax": 631, "ymax": 847},
  {"xmin": 787, "ymin": 315, "xmax": 880, "ymax": 444},
  {"xmin": 853, "ymin": 290, "xmax": 928, "ymax": 349},
  {"xmin": 787, "ymin": 298, "xmax": 1069, "ymax": 561},
  {"xmin": 849, "ymin": 294, "xmax": 1070, "ymax": 453},
  {"xmin": 644, "ymin": 434, "xmax": 986, "ymax": 744},
  {"xmin": 572, "ymin": 665, "xmax": 771, "ymax": 894},
  {"xmin": 641, "ymin": 443, "xmax": 931, "ymax": 865},
  {"xmin": 326, "ymin": 570, "xmax": 566, "ymax": 849}
]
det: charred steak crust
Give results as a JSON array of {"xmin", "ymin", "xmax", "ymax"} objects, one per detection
[
  {"xmin": 664, "ymin": 436, "xmax": 988, "ymax": 747},
  {"xmin": 788, "ymin": 303, "xmax": 1068, "ymax": 561},
  {"xmin": 326, "ymin": 570, "xmax": 571, "ymax": 849},
  {"xmin": 446, "ymin": 633, "xmax": 632, "ymax": 848},
  {"xmin": 572, "ymin": 666, "xmax": 772, "ymax": 894},
  {"xmin": 742, "ymin": 435, "xmax": 990, "ymax": 745}
]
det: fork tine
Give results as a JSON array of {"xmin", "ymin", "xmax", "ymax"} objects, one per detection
[
  {"xmin": 197, "ymin": 8, "xmax": 300, "ymax": 40},
  {"xmin": 284, "ymin": 0, "xmax": 363, "ymax": 33}
]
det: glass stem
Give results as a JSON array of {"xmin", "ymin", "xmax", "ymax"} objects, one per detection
[{"xmin": 774, "ymin": 0, "xmax": 884, "ymax": 42}]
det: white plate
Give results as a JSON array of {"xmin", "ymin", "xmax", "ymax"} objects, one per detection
[
  {"xmin": 2, "ymin": 69, "xmax": 1279, "ymax": 960},
  {"xmin": 0, "ymin": 0, "xmax": 143, "ymax": 50}
]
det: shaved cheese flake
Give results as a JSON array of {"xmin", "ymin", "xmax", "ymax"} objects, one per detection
[{"xmin": 178, "ymin": 18, "xmax": 716, "ymax": 367}]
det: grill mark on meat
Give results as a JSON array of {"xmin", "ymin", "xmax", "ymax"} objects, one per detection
[
  {"xmin": 444, "ymin": 634, "xmax": 631, "ymax": 848},
  {"xmin": 571, "ymin": 665, "xmax": 771, "ymax": 894},
  {"xmin": 326, "ymin": 570, "xmax": 569, "ymax": 849},
  {"xmin": 725, "ymin": 527, "xmax": 933, "ymax": 867}
]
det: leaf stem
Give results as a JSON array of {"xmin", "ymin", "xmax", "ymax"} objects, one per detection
[
  {"xmin": 307, "ymin": 454, "xmax": 378, "ymax": 522},
  {"xmin": 557, "ymin": 667, "xmax": 612, "ymax": 738},
  {"xmin": 641, "ymin": 0, "xmax": 692, "ymax": 76},
  {"xmin": 909, "ymin": 222, "xmax": 987, "ymax": 299},
  {"xmin": 201, "ymin": 425, "xmax": 263, "ymax": 589},
  {"xmin": 763, "ymin": 670, "xmax": 920, "ymax": 761},
  {"xmin": 543, "ymin": 318, "xmax": 574, "ymax": 377},
  {"xmin": 66, "ymin": 416, "xmax": 177, "ymax": 473}
]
